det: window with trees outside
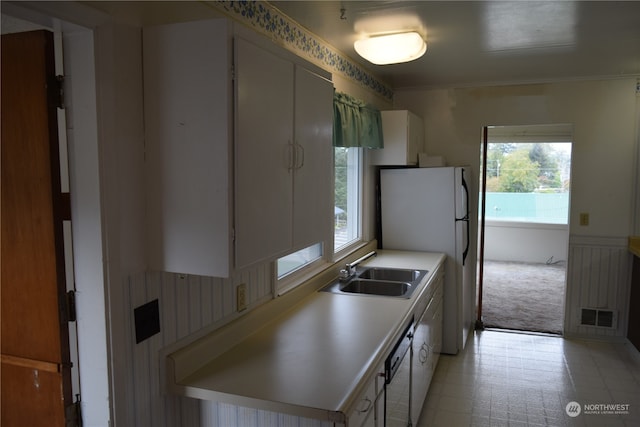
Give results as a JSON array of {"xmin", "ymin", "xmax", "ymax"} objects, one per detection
[
  {"xmin": 484, "ymin": 142, "xmax": 572, "ymax": 224},
  {"xmin": 334, "ymin": 147, "xmax": 362, "ymax": 253}
]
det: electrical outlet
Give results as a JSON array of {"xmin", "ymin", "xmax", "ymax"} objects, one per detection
[
  {"xmin": 579, "ymin": 212, "xmax": 589, "ymax": 226},
  {"xmin": 236, "ymin": 283, "xmax": 247, "ymax": 312}
]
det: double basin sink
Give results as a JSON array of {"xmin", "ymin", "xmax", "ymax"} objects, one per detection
[{"xmin": 321, "ymin": 267, "xmax": 428, "ymax": 299}]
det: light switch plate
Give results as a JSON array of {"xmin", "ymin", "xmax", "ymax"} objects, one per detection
[
  {"xmin": 237, "ymin": 283, "xmax": 247, "ymax": 312},
  {"xmin": 579, "ymin": 212, "xmax": 589, "ymax": 226}
]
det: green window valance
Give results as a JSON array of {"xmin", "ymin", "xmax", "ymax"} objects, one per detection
[{"xmin": 333, "ymin": 91, "xmax": 384, "ymax": 149}]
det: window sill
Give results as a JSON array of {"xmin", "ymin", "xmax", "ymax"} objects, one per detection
[
  {"xmin": 276, "ymin": 258, "xmax": 330, "ymax": 297},
  {"xmin": 276, "ymin": 240, "xmax": 377, "ymax": 297},
  {"xmin": 334, "ymin": 240, "xmax": 371, "ymax": 264}
]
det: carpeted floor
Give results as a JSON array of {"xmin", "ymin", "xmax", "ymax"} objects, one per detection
[{"xmin": 480, "ymin": 260, "xmax": 566, "ymax": 334}]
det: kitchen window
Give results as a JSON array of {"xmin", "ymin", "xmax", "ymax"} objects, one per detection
[
  {"xmin": 275, "ymin": 243, "xmax": 325, "ymax": 295},
  {"xmin": 334, "ymin": 146, "xmax": 363, "ymax": 254},
  {"xmin": 274, "ymin": 146, "xmax": 363, "ymax": 295},
  {"xmin": 277, "ymin": 243, "xmax": 323, "ymax": 279}
]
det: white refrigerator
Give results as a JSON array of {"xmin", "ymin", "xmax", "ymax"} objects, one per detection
[{"xmin": 379, "ymin": 166, "xmax": 473, "ymax": 355}]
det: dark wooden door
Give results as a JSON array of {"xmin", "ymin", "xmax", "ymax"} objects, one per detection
[{"xmin": 1, "ymin": 30, "xmax": 72, "ymax": 427}]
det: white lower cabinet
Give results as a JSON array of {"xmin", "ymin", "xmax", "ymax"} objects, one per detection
[
  {"xmin": 348, "ymin": 269, "xmax": 444, "ymax": 427},
  {"xmin": 347, "ymin": 365, "xmax": 384, "ymax": 427},
  {"xmin": 411, "ymin": 270, "xmax": 444, "ymax": 423}
]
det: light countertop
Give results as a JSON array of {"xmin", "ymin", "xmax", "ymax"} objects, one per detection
[{"xmin": 167, "ymin": 250, "xmax": 446, "ymax": 421}]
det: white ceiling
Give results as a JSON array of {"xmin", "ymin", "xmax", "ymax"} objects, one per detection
[
  {"xmin": 6, "ymin": 0, "xmax": 639, "ymax": 90},
  {"xmin": 271, "ymin": 0, "xmax": 640, "ymax": 89}
]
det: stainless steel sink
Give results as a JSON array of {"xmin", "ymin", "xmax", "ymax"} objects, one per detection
[
  {"xmin": 357, "ymin": 267, "xmax": 424, "ymax": 282},
  {"xmin": 340, "ymin": 279, "xmax": 411, "ymax": 297},
  {"xmin": 320, "ymin": 267, "xmax": 428, "ymax": 299}
]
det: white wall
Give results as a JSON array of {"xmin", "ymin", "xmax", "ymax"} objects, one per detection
[
  {"xmin": 484, "ymin": 221, "xmax": 569, "ymax": 263},
  {"xmin": 64, "ymin": 27, "xmax": 111, "ymax": 426},
  {"xmin": 394, "ymin": 79, "xmax": 638, "ymax": 238},
  {"xmin": 89, "ymin": 22, "xmax": 147, "ymax": 426}
]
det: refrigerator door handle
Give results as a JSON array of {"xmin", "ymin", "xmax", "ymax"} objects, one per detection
[
  {"xmin": 463, "ymin": 218, "xmax": 469, "ymax": 265},
  {"xmin": 456, "ymin": 216, "xmax": 470, "ymax": 265},
  {"xmin": 461, "ymin": 168, "xmax": 469, "ymax": 219},
  {"xmin": 456, "ymin": 168, "xmax": 470, "ymax": 266},
  {"xmin": 455, "ymin": 168, "xmax": 470, "ymax": 221}
]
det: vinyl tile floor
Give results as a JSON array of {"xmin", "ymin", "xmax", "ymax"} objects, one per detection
[{"xmin": 416, "ymin": 329, "xmax": 640, "ymax": 427}]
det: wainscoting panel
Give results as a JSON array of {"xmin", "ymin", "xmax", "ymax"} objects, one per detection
[
  {"xmin": 565, "ymin": 236, "xmax": 632, "ymax": 338},
  {"xmin": 201, "ymin": 402, "xmax": 333, "ymax": 427},
  {"xmin": 125, "ymin": 262, "xmax": 275, "ymax": 427}
]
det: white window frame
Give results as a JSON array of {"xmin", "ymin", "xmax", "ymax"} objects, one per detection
[
  {"xmin": 274, "ymin": 146, "xmax": 365, "ymax": 296},
  {"xmin": 275, "ymin": 242, "xmax": 327, "ymax": 296},
  {"xmin": 334, "ymin": 147, "xmax": 364, "ymax": 258}
]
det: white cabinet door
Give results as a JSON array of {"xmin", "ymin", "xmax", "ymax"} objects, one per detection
[
  {"xmin": 411, "ymin": 303, "xmax": 431, "ymax": 423},
  {"xmin": 347, "ymin": 362, "xmax": 384, "ymax": 427},
  {"xmin": 369, "ymin": 110, "xmax": 424, "ymax": 166},
  {"xmin": 406, "ymin": 111, "xmax": 424, "ymax": 166},
  {"xmin": 236, "ymin": 39, "xmax": 333, "ymax": 267},
  {"xmin": 428, "ymin": 281, "xmax": 444, "ymax": 371},
  {"xmin": 411, "ymin": 271, "xmax": 444, "ymax": 423},
  {"xmin": 144, "ymin": 19, "xmax": 233, "ymax": 277},
  {"xmin": 292, "ymin": 67, "xmax": 334, "ymax": 250},
  {"xmin": 235, "ymin": 37, "xmax": 294, "ymax": 269}
]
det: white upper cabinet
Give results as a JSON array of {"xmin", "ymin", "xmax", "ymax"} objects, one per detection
[
  {"xmin": 144, "ymin": 19, "xmax": 333, "ymax": 276},
  {"xmin": 144, "ymin": 19, "xmax": 233, "ymax": 277},
  {"xmin": 369, "ymin": 110, "xmax": 424, "ymax": 166},
  {"xmin": 234, "ymin": 37, "xmax": 294, "ymax": 270},
  {"xmin": 235, "ymin": 37, "xmax": 333, "ymax": 269},
  {"xmin": 291, "ymin": 67, "xmax": 334, "ymax": 252}
]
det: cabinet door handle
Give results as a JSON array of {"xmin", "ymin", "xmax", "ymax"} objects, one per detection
[
  {"xmin": 357, "ymin": 397, "xmax": 372, "ymax": 413},
  {"xmin": 419, "ymin": 343, "xmax": 429, "ymax": 363},
  {"xmin": 295, "ymin": 142, "xmax": 305, "ymax": 169},
  {"xmin": 285, "ymin": 141, "xmax": 295, "ymax": 171}
]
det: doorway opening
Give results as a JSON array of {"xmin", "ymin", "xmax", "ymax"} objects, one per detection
[
  {"xmin": 2, "ymin": 6, "xmax": 110, "ymax": 425},
  {"xmin": 477, "ymin": 124, "xmax": 573, "ymax": 335}
]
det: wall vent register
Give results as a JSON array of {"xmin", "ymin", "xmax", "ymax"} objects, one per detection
[{"xmin": 580, "ymin": 308, "xmax": 615, "ymax": 328}]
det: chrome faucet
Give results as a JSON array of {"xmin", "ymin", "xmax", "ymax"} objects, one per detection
[{"xmin": 339, "ymin": 251, "xmax": 377, "ymax": 280}]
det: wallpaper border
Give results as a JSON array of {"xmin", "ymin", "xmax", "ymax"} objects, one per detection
[{"xmin": 207, "ymin": 0, "xmax": 394, "ymax": 101}]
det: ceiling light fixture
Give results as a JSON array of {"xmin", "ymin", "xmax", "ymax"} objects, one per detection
[{"xmin": 354, "ymin": 31, "xmax": 426, "ymax": 65}]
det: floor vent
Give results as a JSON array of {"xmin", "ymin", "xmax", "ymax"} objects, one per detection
[{"xmin": 580, "ymin": 308, "xmax": 616, "ymax": 328}]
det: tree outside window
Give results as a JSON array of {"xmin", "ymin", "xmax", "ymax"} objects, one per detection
[{"xmin": 484, "ymin": 142, "xmax": 571, "ymax": 224}]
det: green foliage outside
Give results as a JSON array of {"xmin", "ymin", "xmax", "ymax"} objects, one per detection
[
  {"xmin": 335, "ymin": 147, "xmax": 348, "ymax": 224},
  {"xmin": 485, "ymin": 143, "xmax": 568, "ymax": 193}
]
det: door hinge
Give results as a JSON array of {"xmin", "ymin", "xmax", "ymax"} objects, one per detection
[
  {"xmin": 65, "ymin": 394, "xmax": 82, "ymax": 427},
  {"xmin": 55, "ymin": 75, "xmax": 65, "ymax": 109},
  {"xmin": 66, "ymin": 290, "xmax": 77, "ymax": 322}
]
